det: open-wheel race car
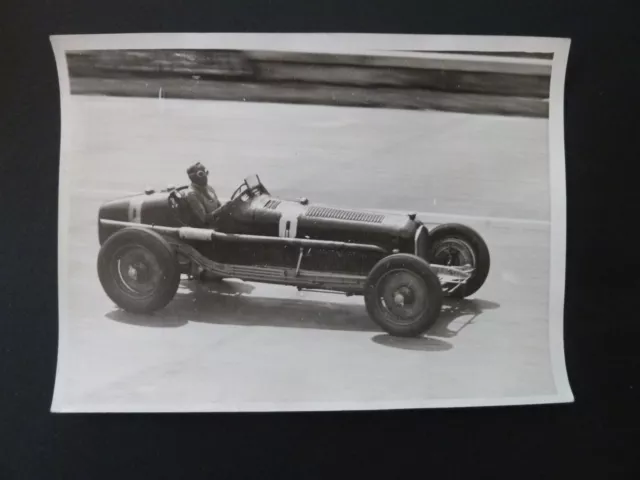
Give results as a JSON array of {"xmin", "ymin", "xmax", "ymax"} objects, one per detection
[{"xmin": 96, "ymin": 174, "xmax": 490, "ymax": 337}]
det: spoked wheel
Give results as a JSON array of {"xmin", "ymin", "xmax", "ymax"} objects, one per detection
[
  {"xmin": 111, "ymin": 245, "xmax": 166, "ymax": 300},
  {"xmin": 98, "ymin": 227, "xmax": 181, "ymax": 313},
  {"xmin": 432, "ymin": 237, "xmax": 476, "ymax": 269},
  {"xmin": 365, "ymin": 254, "xmax": 443, "ymax": 337},
  {"xmin": 427, "ymin": 223, "xmax": 491, "ymax": 298}
]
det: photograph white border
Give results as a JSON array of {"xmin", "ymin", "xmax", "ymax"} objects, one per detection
[{"xmin": 50, "ymin": 33, "xmax": 573, "ymax": 412}]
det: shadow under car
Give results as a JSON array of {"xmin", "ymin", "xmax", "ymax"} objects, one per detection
[{"xmin": 105, "ymin": 278, "xmax": 500, "ymax": 341}]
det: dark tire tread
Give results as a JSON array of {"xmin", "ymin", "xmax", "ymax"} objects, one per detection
[
  {"xmin": 97, "ymin": 227, "xmax": 181, "ymax": 313},
  {"xmin": 427, "ymin": 223, "xmax": 491, "ymax": 298},
  {"xmin": 364, "ymin": 253, "xmax": 443, "ymax": 337}
]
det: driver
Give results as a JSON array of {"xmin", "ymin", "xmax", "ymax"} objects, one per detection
[{"xmin": 184, "ymin": 162, "xmax": 222, "ymax": 225}]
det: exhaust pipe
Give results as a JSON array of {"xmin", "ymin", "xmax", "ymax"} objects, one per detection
[{"xmin": 99, "ymin": 219, "xmax": 388, "ymax": 253}]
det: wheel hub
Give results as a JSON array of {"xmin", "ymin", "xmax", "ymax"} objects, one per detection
[
  {"xmin": 393, "ymin": 292, "xmax": 404, "ymax": 306},
  {"xmin": 392, "ymin": 286, "xmax": 415, "ymax": 307},
  {"xmin": 434, "ymin": 238, "xmax": 476, "ymax": 268},
  {"xmin": 113, "ymin": 246, "xmax": 162, "ymax": 298},
  {"xmin": 127, "ymin": 262, "xmax": 150, "ymax": 282},
  {"xmin": 377, "ymin": 270, "xmax": 428, "ymax": 323},
  {"xmin": 127, "ymin": 265, "xmax": 138, "ymax": 280}
]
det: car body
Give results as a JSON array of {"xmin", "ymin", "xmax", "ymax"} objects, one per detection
[{"xmin": 96, "ymin": 174, "xmax": 490, "ymax": 337}]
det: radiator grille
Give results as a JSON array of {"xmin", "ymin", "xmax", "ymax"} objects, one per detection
[
  {"xmin": 304, "ymin": 206, "xmax": 384, "ymax": 224},
  {"xmin": 264, "ymin": 199, "xmax": 281, "ymax": 209}
]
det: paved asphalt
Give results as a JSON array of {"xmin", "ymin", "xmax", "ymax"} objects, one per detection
[{"xmin": 53, "ymin": 95, "xmax": 557, "ymax": 411}]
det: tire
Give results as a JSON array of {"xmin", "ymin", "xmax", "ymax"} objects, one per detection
[
  {"xmin": 364, "ymin": 254, "xmax": 443, "ymax": 337},
  {"xmin": 426, "ymin": 223, "xmax": 490, "ymax": 299},
  {"xmin": 97, "ymin": 227, "xmax": 181, "ymax": 313}
]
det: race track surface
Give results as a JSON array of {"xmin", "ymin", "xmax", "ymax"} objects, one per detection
[{"xmin": 54, "ymin": 96, "xmax": 556, "ymax": 411}]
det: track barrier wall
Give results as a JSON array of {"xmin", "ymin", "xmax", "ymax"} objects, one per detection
[{"xmin": 66, "ymin": 49, "xmax": 553, "ymax": 117}]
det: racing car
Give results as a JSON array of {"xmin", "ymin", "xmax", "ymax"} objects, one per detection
[{"xmin": 96, "ymin": 174, "xmax": 490, "ymax": 337}]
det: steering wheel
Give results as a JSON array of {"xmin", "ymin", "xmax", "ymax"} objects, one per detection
[
  {"xmin": 230, "ymin": 183, "xmax": 245, "ymax": 201},
  {"xmin": 167, "ymin": 189, "xmax": 191, "ymax": 226}
]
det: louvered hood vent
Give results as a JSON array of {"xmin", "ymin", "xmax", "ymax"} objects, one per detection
[
  {"xmin": 264, "ymin": 199, "xmax": 281, "ymax": 209},
  {"xmin": 304, "ymin": 206, "xmax": 385, "ymax": 224}
]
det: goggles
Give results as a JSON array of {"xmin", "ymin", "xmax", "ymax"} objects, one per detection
[{"xmin": 195, "ymin": 169, "xmax": 209, "ymax": 178}]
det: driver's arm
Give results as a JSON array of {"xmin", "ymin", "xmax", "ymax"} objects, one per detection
[
  {"xmin": 185, "ymin": 191, "xmax": 208, "ymax": 224},
  {"xmin": 206, "ymin": 206, "xmax": 223, "ymax": 224}
]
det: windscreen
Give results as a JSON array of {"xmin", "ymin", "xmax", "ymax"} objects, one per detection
[{"xmin": 244, "ymin": 174, "xmax": 261, "ymax": 189}]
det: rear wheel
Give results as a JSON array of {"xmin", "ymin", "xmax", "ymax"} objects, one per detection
[
  {"xmin": 427, "ymin": 223, "xmax": 490, "ymax": 298},
  {"xmin": 364, "ymin": 254, "xmax": 443, "ymax": 337},
  {"xmin": 97, "ymin": 227, "xmax": 181, "ymax": 313}
]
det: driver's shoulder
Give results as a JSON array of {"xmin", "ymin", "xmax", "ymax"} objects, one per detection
[
  {"xmin": 185, "ymin": 183, "xmax": 202, "ymax": 194},
  {"xmin": 184, "ymin": 186, "xmax": 201, "ymax": 201}
]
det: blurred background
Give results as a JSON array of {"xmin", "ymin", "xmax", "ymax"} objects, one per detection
[{"xmin": 66, "ymin": 49, "xmax": 553, "ymax": 118}]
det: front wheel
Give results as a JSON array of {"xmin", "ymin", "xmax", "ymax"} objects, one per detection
[
  {"xmin": 364, "ymin": 254, "xmax": 443, "ymax": 337},
  {"xmin": 427, "ymin": 223, "xmax": 490, "ymax": 298}
]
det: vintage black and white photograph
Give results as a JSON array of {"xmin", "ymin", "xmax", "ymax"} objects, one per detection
[{"xmin": 50, "ymin": 33, "xmax": 572, "ymax": 412}]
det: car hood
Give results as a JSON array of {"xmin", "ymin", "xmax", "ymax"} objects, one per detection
[{"xmin": 250, "ymin": 194, "xmax": 420, "ymax": 241}]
